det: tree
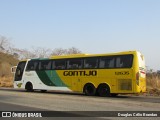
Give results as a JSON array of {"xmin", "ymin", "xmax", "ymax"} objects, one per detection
[
  {"xmin": 14, "ymin": 49, "xmax": 35, "ymax": 59},
  {"xmin": 0, "ymin": 35, "xmax": 11, "ymax": 53},
  {"xmin": 31, "ymin": 47, "xmax": 51, "ymax": 58},
  {"xmin": 0, "ymin": 35, "xmax": 83, "ymax": 59},
  {"xmin": 66, "ymin": 47, "xmax": 81, "ymax": 54},
  {"xmin": 51, "ymin": 47, "xmax": 82, "ymax": 56},
  {"xmin": 51, "ymin": 48, "xmax": 66, "ymax": 56},
  {"xmin": 22, "ymin": 49, "xmax": 34, "ymax": 59}
]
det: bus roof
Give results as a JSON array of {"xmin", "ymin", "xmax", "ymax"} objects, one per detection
[
  {"xmin": 50, "ymin": 50, "xmax": 138, "ymax": 59},
  {"xmin": 22, "ymin": 51, "xmax": 139, "ymax": 61},
  {"xmin": 19, "ymin": 59, "xmax": 28, "ymax": 62}
]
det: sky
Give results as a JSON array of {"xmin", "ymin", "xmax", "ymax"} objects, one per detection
[{"xmin": 0, "ymin": 0, "xmax": 160, "ymax": 70}]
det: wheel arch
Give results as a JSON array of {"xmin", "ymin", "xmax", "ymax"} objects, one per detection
[{"xmin": 25, "ymin": 81, "xmax": 34, "ymax": 90}]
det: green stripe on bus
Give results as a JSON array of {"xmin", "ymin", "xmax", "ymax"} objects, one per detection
[
  {"xmin": 36, "ymin": 71, "xmax": 55, "ymax": 86},
  {"xmin": 36, "ymin": 70, "xmax": 67, "ymax": 87},
  {"xmin": 48, "ymin": 71, "xmax": 67, "ymax": 86}
]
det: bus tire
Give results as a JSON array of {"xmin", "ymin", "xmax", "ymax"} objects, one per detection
[
  {"xmin": 25, "ymin": 82, "xmax": 34, "ymax": 92},
  {"xmin": 97, "ymin": 84, "xmax": 110, "ymax": 97},
  {"xmin": 83, "ymin": 83, "xmax": 96, "ymax": 96}
]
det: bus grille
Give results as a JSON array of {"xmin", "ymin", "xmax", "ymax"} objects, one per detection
[{"xmin": 118, "ymin": 79, "xmax": 132, "ymax": 91}]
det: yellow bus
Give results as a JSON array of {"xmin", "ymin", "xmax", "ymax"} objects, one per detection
[{"xmin": 12, "ymin": 50, "xmax": 146, "ymax": 97}]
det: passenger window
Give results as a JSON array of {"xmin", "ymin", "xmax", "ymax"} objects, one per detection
[
  {"xmin": 99, "ymin": 57, "xmax": 115, "ymax": 68},
  {"xmin": 116, "ymin": 55, "xmax": 133, "ymax": 68},
  {"xmin": 26, "ymin": 61, "xmax": 39, "ymax": 71},
  {"xmin": 39, "ymin": 60, "xmax": 51, "ymax": 70},
  {"xmin": 84, "ymin": 58, "xmax": 98, "ymax": 69},
  {"xmin": 67, "ymin": 59, "xmax": 83, "ymax": 69},
  {"xmin": 53, "ymin": 60, "xmax": 66, "ymax": 70}
]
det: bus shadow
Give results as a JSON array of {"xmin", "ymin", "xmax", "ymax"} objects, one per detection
[
  {"xmin": 1, "ymin": 88, "xmax": 159, "ymax": 103},
  {"xmin": 29, "ymin": 90, "xmax": 132, "ymax": 99},
  {"xmin": 0, "ymin": 87, "xmax": 132, "ymax": 98}
]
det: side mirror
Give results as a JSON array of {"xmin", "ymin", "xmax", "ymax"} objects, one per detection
[{"xmin": 11, "ymin": 66, "xmax": 17, "ymax": 73}]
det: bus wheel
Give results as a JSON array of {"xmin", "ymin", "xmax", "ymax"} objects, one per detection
[
  {"xmin": 83, "ymin": 83, "xmax": 96, "ymax": 96},
  {"xmin": 25, "ymin": 82, "xmax": 34, "ymax": 92},
  {"xmin": 97, "ymin": 84, "xmax": 110, "ymax": 97}
]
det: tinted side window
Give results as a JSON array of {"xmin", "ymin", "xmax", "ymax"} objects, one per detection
[
  {"xmin": 26, "ymin": 61, "xmax": 39, "ymax": 71},
  {"xmin": 17, "ymin": 62, "xmax": 26, "ymax": 73},
  {"xmin": 52, "ymin": 60, "xmax": 66, "ymax": 70},
  {"xmin": 39, "ymin": 60, "xmax": 51, "ymax": 70},
  {"xmin": 116, "ymin": 55, "xmax": 133, "ymax": 68},
  {"xmin": 67, "ymin": 59, "xmax": 83, "ymax": 69},
  {"xmin": 99, "ymin": 57, "xmax": 115, "ymax": 68},
  {"xmin": 84, "ymin": 58, "xmax": 98, "ymax": 69}
]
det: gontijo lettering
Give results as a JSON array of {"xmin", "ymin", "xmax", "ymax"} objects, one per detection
[{"xmin": 63, "ymin": 70, "xmax": 97, "ymax": 76}]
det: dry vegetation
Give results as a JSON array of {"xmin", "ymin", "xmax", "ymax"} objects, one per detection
[
  {"xmin": 0, "ymin": 52, "xmax": 18, "ymax": 87},
  {"xmin": 146, "ymin": 73, "xmax": 160, "ymax": 96},
  {"xmin": 0, "ymin": 76, "xmax": 13, "ymax": 87}
]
